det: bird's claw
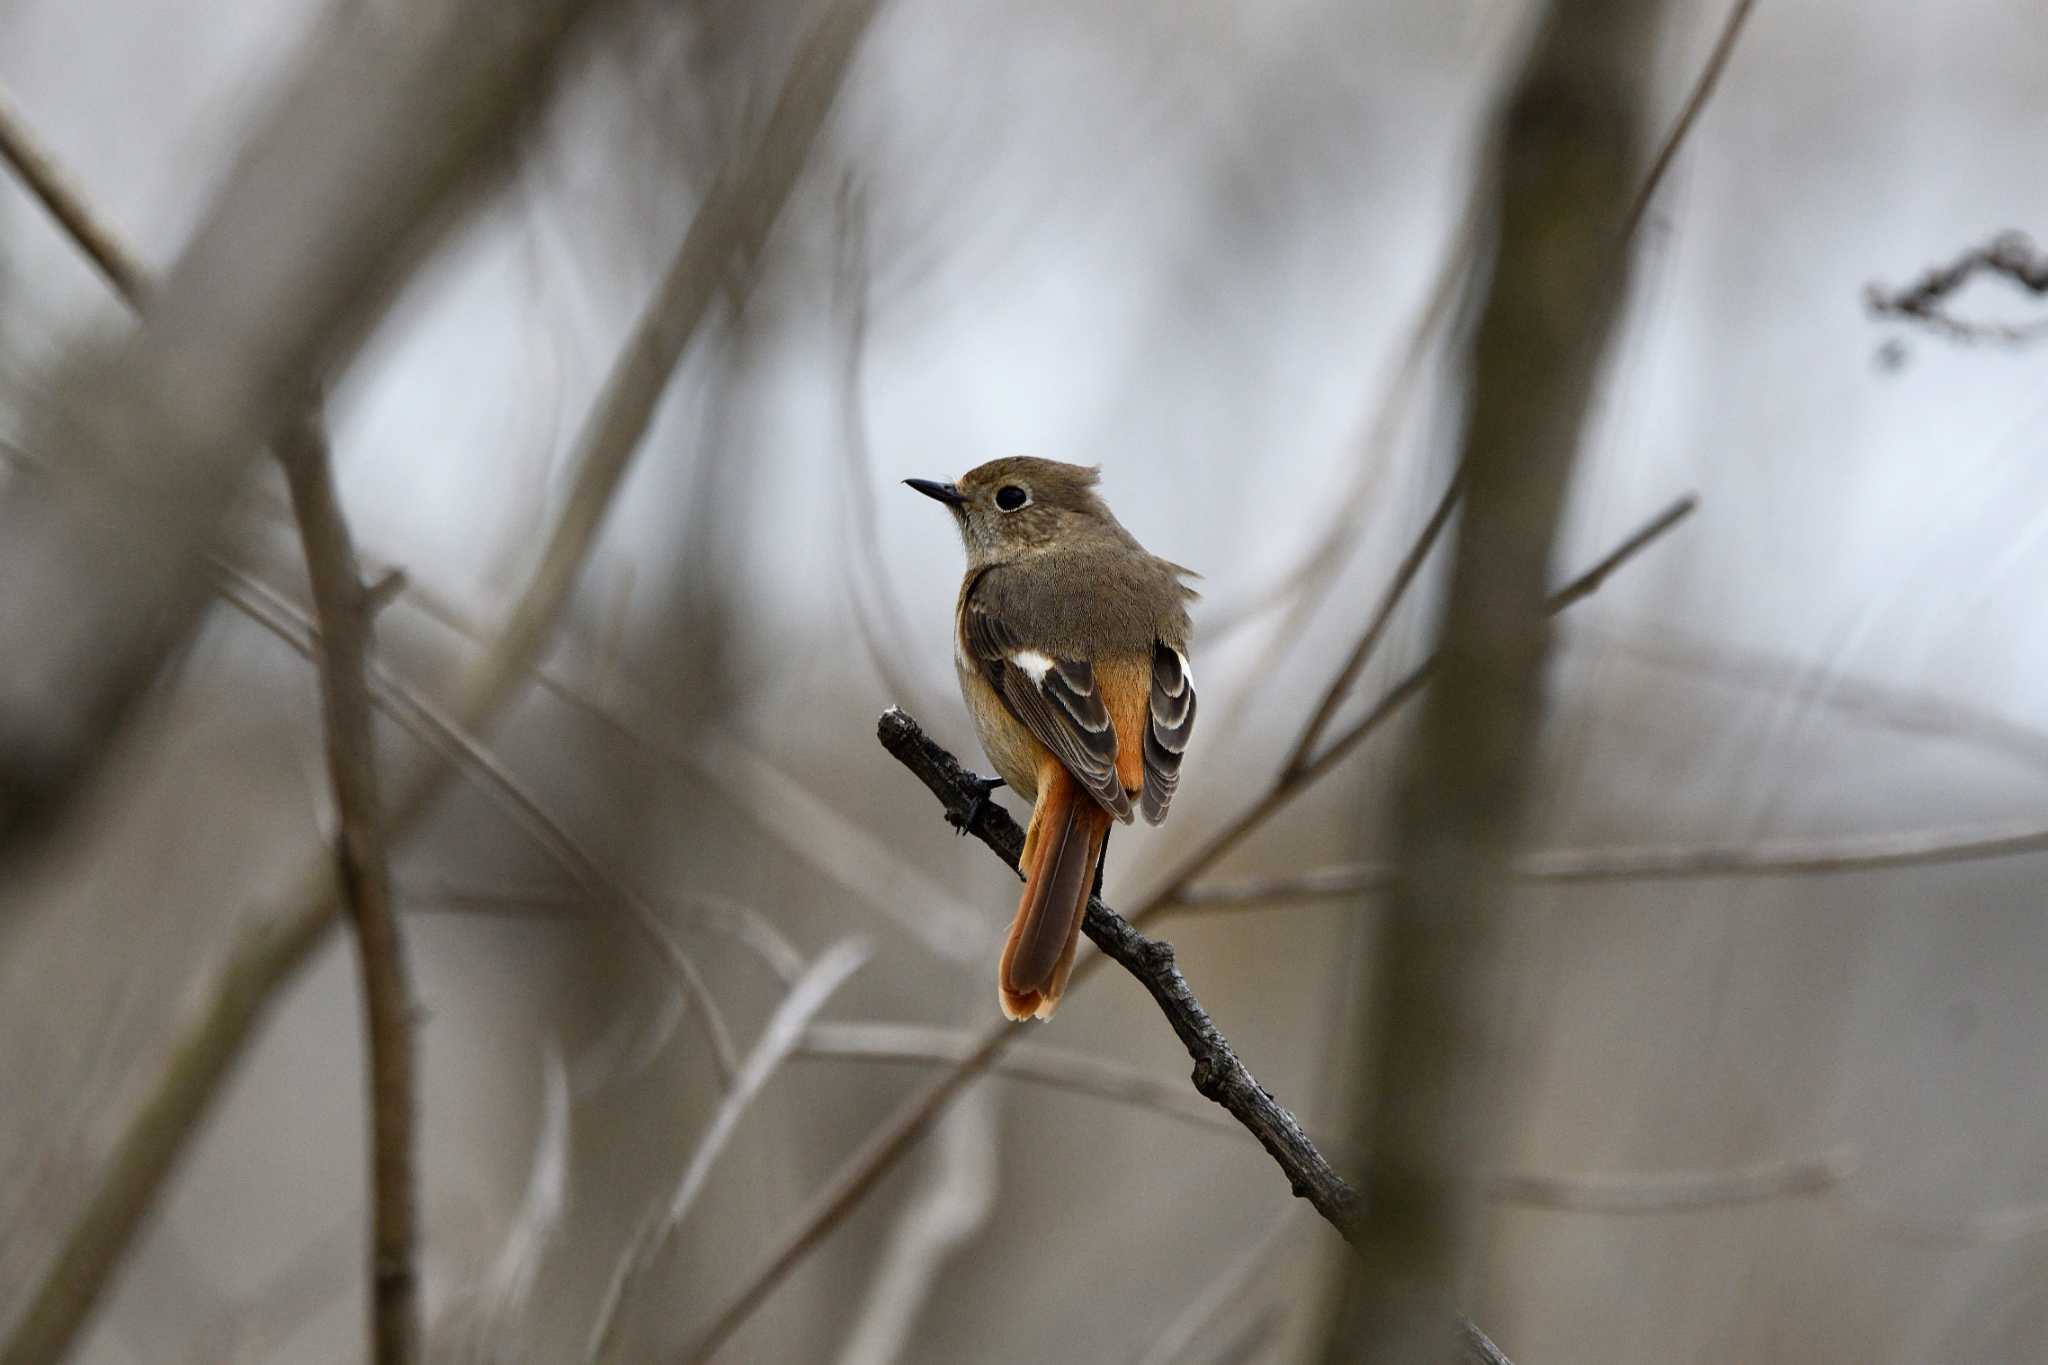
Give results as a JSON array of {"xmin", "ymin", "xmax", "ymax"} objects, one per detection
[{"xmin": 952, "ymin": 774, "xmax": 1005, "ymax": 833}]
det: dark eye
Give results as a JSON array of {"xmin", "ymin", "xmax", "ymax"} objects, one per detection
[{"xmin": 994, "ymin": 485, "xmax": 1030, "ymax": 512}]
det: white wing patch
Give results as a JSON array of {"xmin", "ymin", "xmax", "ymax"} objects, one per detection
[{"xmin": 1010, "ymin": 649, "xmax": 1054, "ymax": 685}]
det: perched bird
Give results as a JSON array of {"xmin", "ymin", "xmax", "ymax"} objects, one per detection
[{"xmin": 906, "ymin": 457, "xmax": 1198, "ymax": 1020}]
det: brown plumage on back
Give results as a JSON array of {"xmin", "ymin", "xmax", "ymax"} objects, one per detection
[{"xmin": 907, "ymin": 457, "xmax": 1198, "ymax": 1020}]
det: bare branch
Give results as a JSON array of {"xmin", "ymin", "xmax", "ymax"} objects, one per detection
[
  {"xmin": 1166, "ymin": 494, "xmax": 1695, "ymax": 899},
  {"xmin": 832, "ymin": 176, "xmax": 938, "ymax": 718},
  {"xmin": 1623, "ymin": 0, "xmax": 1760, "ymax": 235},
  {"xmin": 1197, "ymin": 210, "xmax": 1475, "ymax": 654},
  {"xmin": 796, "ymin": 1022, "xmax": 1231, "ymax": 1133},
  {"xmin": 831, "ymin": 1093, "xmax": 997, "ymax": 1365},
  {"xmin": 1490, "ymin": 1147, "xmax": 1855, "ymax": 1214},
  {"xmin": 0, "ymin": 84, "xmax": 149, "ymax": 300},
  {"xmin": 1, "ymin": 3, "xmax": 878, "ymax": 1349},
  {"xmin": 1281, "ymin": 470, "xmax": 1463, "ymax": 779},
  {"xmin": 875, "ymin": 708, "xmax": 1360, "ymax": 1224},
  {"xmin": 407, "ymin": 883, "xmax": 807, "ymax": 987},
  {"xmin": 1867, "ymin": 231, "xmax": 2048, "ymax": 345},
  {"xmin": 588, "ymin": 941, "xmax": 871, "ymax": 1364},
  {"xmin": 216, "ymin": 566, "xmax": 743, "ymax": 1085},
  {"xmin": 277, "ymin": 414, "xmax": 419, "ymax": 1362},
  {"xmin": 438, "ymin": 1043, "xmax": 572, "ymax": 1358},
  {"xmin": 1139, "ymin": 1213, "xmax": 1301, "ymax": 1365},
  {"xmin": 1572, "ymin": 619, "xmax": 2048, "ymax": 780},
  {"xmin": 1209, "ymin": 0, "xmax": 1753, "ymax": 674},
  {"xmin": 1175, "ymin": 812, "xmax": 2048, "ymax": 909}
]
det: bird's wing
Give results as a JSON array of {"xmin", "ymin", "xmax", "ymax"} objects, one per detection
[
  {"xmin": 1140, "ymin": 639, "xmax": 1196, "ymax": 825},
  {"xmin": 962, "ymin": 582, "xmax": 1134, "ymax": 823}
]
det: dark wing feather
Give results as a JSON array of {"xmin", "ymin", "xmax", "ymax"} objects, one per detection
[
  {"xmin": 1140, "ymin": 639, "xmax": 1196, "ymax": 825},
  {"xmin": 963, "ymin": 592, "xmax": 1133, "ymax": 822}
]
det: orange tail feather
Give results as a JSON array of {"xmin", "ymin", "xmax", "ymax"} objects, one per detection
[{"xmin": 1000, "ymin": 766, "xmax": 1110, "ymax": 1021}]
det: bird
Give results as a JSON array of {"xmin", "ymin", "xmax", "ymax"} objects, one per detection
[{"xmin": 906, "ymin": 457, "xmax": 1197, "ymax": 1020}]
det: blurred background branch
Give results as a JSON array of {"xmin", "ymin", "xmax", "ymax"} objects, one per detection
[
  {"xmin": 0, "ymin": 2, "xmax": 878, "ymax": 1358},
  {"xmin": 1867, "ymin": 231, "xmax": 2048, "ymax": 345},
  {"xmin": 1320, "ymin": 0, "xmax": 1657, "ymax": 1359},
  {"xmin": 0, "ymin": 0, "xmax": 601, "ymax": 851}
]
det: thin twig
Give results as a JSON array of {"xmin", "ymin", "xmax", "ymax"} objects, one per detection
[
  {"xmin": 1137, "ymin": 1211, "xmax": 1301, "ymax": 1365},
  {"xmin": 1867, "ymin": 231, "xmax": 2048, "ymax": 345},
  {"xmin": 1172, "ymin": 813, "xmax": 2048, "ymax": 908},
  {"xmin": 1158, "ymin": 495, "xmax": 1696, "ymax": 903},
  {"xmin": 407, "ymin": 883, "xmax": 807, "ymax": 986},
  {"xmin": 1623, "ymin": 0, "xmax": 1761, "ymax": 236},
  {"xmin": 795, "ymin": 1022, "xmax": 1230, "ymax": 1133},
  {"xmin": 439, "ymin": 1042, "xmax": 572, "ymax": 1360},
  {"xmin": 1489, "ymin": 1146, "xmax": 1855, "ymax": 1214},
  {"xmin": 1571, "ymin": 618, "xmax": 2048, "ymax": 781},
  {"xmin": 1281, "ymin": 469, "xmax": 1464, "ymax": 779},
  {"xmin": 1260, "ymin": 0, "xmax": 1754, "ymax": 772},
  {"xmin": 0, "ymin": 4, "xmax": 876, "ymax": 1351},
  {"xmin": 278, "ymin": 414, "xmax": 420, "ymax": 1362},
  {"xmin": 669, "ymin": 1034, "xmax": 1006, "ymax": 1365},
  {"xmin": 0, "ymin": 84, "xmax": 149, "ymax": 300},
  {"xmin": 830, "ymin": 1091, "xmax": 997, "ymax": 1365},
  {"xmin": 588, "ymin": 941, "xmax": 870, "ymax": 1364},
  {"xmin": 1211, "ymin": 0, "xmax": 1753, "ymax": 680},
  {"xmin": 1197, "ymin": 210, "xmax": 1476, "ymax": 652},
  {"xmin": 215, "ymin": 566, "xmax": 743, "ymax": 1084},
  {"xmin": 832, "ymin": 176, "xmax": 936, "ymax": 718}
]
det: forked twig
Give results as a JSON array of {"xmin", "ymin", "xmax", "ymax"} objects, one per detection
[
  {"xmin": 277, "ymin": 414, "xmax": 420, "ymax": 1362},
  {"xmin": 215, "ymin": 567, "xmax": 743, "ymax": 1083},
  {"xmin": 1867, "ymin": 231, "xmax": 2048, "ymax": 345}
]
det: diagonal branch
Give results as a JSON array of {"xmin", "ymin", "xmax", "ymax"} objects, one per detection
[
  {"xmin": 276, "ymin": 414, "xmax": 419, "ymax": 1363},
  {"xmin": 214, "ymin": 565, "xmax": 742, "ymax": 1083},
  {"xmin": 1279, "ymin": 469, "xmax": 1464, "ymax": 780},
  {"xmin": 872, "ymin": 709, "xmax": 1512, "ymax": 1362},
  {"xmin": 878, "ymin": 709, "xmax": 1360, "ymax": 1228},
  {"xmin": 589, "ymin": 941, "xmax": 871, "ymax": 1364},
  {"xmin": 0, "ymin": 85, "xmax": 149, "ymax": 300}
]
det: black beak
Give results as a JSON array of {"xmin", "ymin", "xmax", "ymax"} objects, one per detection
[{"xmin": 904, "ymin": 477, "xmax": 968, "ymax": 507}]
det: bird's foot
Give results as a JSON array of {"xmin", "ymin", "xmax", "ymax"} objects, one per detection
[{"xmin": 951, "ymin": 774, "xmax": 1005, "ymax": 834}]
